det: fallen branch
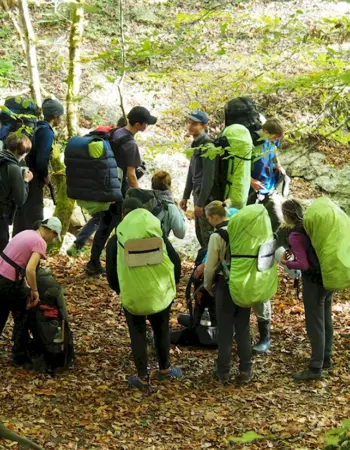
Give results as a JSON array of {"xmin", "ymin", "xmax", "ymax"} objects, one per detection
[{"xmin": 0, "ymin": 421, "xmax": 44, "ymax": 450}]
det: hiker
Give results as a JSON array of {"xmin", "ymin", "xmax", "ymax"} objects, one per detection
[
  {"xmin": 247, "ymin": 118, "xmax": 287, "ymax": 353},
  {"xmin": 126, "ymin": 170, "xmax": 186, "ymax": 239},
  {"xmin": 0, "ymin": 217, "xmax": 62, "ymax": 365},
  {"xmin": 13, "ymin": 98, "xmax": 64, "ymax": 235},
  {"xmin": 106, "ymin": 198, "xmax": 182, "ymax": 391},
  {"xmin": 281, "ymin": 199, "xmax": 333, "ymax": 381},
  {"xmin": 249, "ymin": 118, "xmax": 287, "ymax": 209},
  {"xmin": 0, "ymin": 133, "xmax": 33, "ymax": 252},
  {"xmin": 85, "ymin": 106, "xmax": 157, "ymax": 275},
  {"xmin": 66, "ymin": 117, "xmax": 128, "ymax": 257},
  {"xmin": 204, "ymin": 201, "xmax": 253, "ymax": 384},
  {"xmin": 180, "ymin": 110, "xmax": 216, "ymax": 247}
]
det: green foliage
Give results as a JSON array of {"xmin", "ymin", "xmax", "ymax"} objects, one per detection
[
  {"xmin": 0, "ymin": 60, "xmax": 14, "ymax": 80},
  {"xmin": 229, "ymin": 431, "xmax": 269, "ymax": 443},
  {"xmin": 324, "ymin": 419, "xmax": 350, "ymax": 449}
]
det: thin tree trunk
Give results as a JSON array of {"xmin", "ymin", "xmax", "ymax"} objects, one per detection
[
  {"xmin": 51, "ymin": 144, "xmax": 75, "ymax": 251},
  {"xmin": 66, "ymin": 1, "xmax": 84, "ymax": 138},
  {"xmin": 1, "ymin": 0, "xmax": 26, "ymax": 54},
  {"xmin": 17, "ymin": 0, "xmax": 42, "ymax": 106}
]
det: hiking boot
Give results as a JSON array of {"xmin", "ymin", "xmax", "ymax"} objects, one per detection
[
  {"xmin": 252, "ymin": 319, "xmax": 271, "ymax": 354},
  {"xmin": 323, "ymin": 358, "xmax": 332, "ymax": 369},
  {"xmin": 85, "ymin": 261, "xmax": 106, "ymax": 276},
  {"xmin": 292, "ymin": 368, "xmax": 321, "ymax": 381},
  {"xmin": 128, "ymin": 375, "xmax": 150, "ymax": 392},
  {"xmin": 213, "ymin": 371, "xmax": 230, "ymax": 383},
  {"xmin": 67, "ymin": 243, "xmax": 84, "ymax": 257},
  {"xmin": 156, "ymin": 367, "xmax": 183, "ymax": 381},
  {"xmin": 236, "ymin": 371, "xmax": 253, "ymax": 384}
]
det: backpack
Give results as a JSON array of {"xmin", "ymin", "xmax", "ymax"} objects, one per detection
[
  {"xmin": 125, "ymin": 188, "xmax": 172, "ymax": 228},
  {"xmin": 304, "ymin": 197, "xmax": 350, "ymax": 291},
  {"xmin": 211, "ymin": 124, "xmax": 253, "ymax": 207},
  {"xmin": 0, "ymin": 97, "xmax": 39, "ymax": 142},
  {"xmin": 117, "ymin": 209, "xmax": 176, "ymax": 315},
  {"xmin": 223, "ymin": 204, "xmax": 278, "ymax": 307},
  {"xmin": 170, "ymin": 247, "xmax": 218, "ymax": 347},
  {"xmin": 29, "ymin": 269, "xmax": 74, "ymax": 372},
  {"xmin": 224, "ymin": 96, "xmax": 262, "ymax": 139}
]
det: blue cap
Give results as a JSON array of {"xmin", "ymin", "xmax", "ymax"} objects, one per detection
[{"xmin": 188, "ymin": 110, "xmax": 208, "ymax": 124}]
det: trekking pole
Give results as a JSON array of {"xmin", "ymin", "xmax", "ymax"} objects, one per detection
[{"xmin": 48, "ymin": 182, "xmax": 57, "ymax": 206}]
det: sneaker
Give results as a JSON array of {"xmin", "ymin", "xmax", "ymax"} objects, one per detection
[
  {"xmin": 292, "ymin": 368, "xmax": 321, "ymax": 381},
  {"xmin": 67, "ymin": 244, "xmax": 84, "ymax": 257},
  {"xmin": 156, "ymin": 367, "xmax": 183, "ymax": 381},
  {"xmin": 128, "ymin": 375, "xmax": 150, "ymax": 392},
  {"xmin": 236, "ymin": 371, "xmax": 253, "ymax": 384},
  {"xmin": 85, "ymin": 261, "xmax": 106, "ymax": 276}
]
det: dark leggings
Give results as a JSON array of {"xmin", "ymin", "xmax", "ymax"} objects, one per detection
[
  {"xmin": 0, "ymin": 278, "xmax": 30, "ymax": 361},
  {"xmin": 124, "ymin": 305, "xmax": 171, "ymax": 378}
]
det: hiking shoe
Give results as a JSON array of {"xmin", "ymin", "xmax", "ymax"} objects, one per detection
[
  {"xmin": 213, "ymin": 371, "xmax": 230, "ymax": 383},
  {"xmin": 156, "ymin": 367, "xmax": 183, "ymax": 381},
  {"xmin": 85, "ymin": 261, "xmax": 106, "ymax": 276},
  {"xmin": 236, "ymin": 371, "xmax": 253, "ymax": 384},
  {"xmin": 323, "ymin": 358, "xmax": 332, "ymax": 369},
  {"xmin": 67, "ymin": 244, "xmax": 84, "ymax": 257},
  {"xmin": 292, "ymin": 368, "xmax": 321, "ymax": 381},
  {"xmin": 128, "ymin": 375, "xmax": 150, "ymax": 392}
]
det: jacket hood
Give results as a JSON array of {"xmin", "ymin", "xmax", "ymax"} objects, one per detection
[
  {"xmin": 154, "ymin": 189, "xmax": 174, "ymax": 203},
  {"xmin": 0, "ymin": 149, "xmax": 19, "ymax": 165}
]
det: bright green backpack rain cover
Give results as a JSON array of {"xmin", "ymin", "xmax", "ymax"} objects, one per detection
[
  {"xmin": 304, "ymin": 197, "xmax": 350, "ymax": 291},
  {"xmin": 222, "ymin": 124, "xmax": 253, "ymax": 209},
  {"xmin": 117, "ymin": 209, "xmax": 176, "ymax": 315},
  {"xmin": 228, "ymin": 204, "xmax": 278, "ymax": 307}
]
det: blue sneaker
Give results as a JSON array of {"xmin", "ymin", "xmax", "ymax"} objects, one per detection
[
  {"xmin": 156, "ymin": 367, "xmax": 183, "ymax": 381},
  {"xmin": 127, "ymin": 375, "xmax": 150, "ymax": 392}
]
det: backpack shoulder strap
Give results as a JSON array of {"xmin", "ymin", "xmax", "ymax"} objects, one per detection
[{"xmin": 214, "ymin": 227, "xmax": 229, "ymax": 244}]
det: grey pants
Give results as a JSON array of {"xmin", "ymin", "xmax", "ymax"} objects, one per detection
[
  {"xmin": 215, "ymin": 276, "xmax": 252, "ymax": 374},
  {"xmin": 253, "ymin": 301, "xmax": 271, "ymax": 322},
  {"xmin": 302, "ymin": 275, "xmax": 333, "ymax": 370},
  {"xmin": 193, "ymin": 189, "xmax": 213, "ymax": 248}
]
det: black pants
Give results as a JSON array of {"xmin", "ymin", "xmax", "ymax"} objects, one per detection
[
  {"xmin": 89, "ymin": 203, "xmax": 122, "ymax": 265},
  {"xmin": 0, "ymin": 213, "xmax": 10, "ymax": 253},
  {"xmin": 215, "ymin": 276, "xmax": 252, "ymax": 374},
  {"xmin": 124, "ymin": 305, "xmax": 171, "ymax": 378},
  {"xmin": 13, "ymin": 176, "xmax": 44, "ymax": 235},
  {"xmin": 0, "ymin": 277, "xmax": 30, "ymax": 361},
  {"xmin": 302, "ymin": 275, "xmax": 333, "ymax": 370}
]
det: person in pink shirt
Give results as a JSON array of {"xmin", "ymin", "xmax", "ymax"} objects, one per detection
[
  {"xmin": 0, "ymin": 217, "xmax": 62, "ymax": 365},
  {"xmin": 281, "ymin": 199, "xmax": 333, "ymax": 381}
]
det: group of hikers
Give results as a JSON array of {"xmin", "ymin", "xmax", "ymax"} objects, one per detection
[{"xmin": 0, "ymin": 95, "xmax": 349, "ymax": 392}]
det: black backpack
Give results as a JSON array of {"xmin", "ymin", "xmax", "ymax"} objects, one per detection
[
  {"xmin": 0, "ymin": 97, "xmax": 39, "ymax": 142},
  {"xmin": 29, "ymin": 269, "xmax": 74, "ymax": 372},
  {"xmin": 125, "ymin": 188, "xmax": 172, "ymax": 227},
  {"xmin": 224, "ymin": 96, "xmax": 262, "ymax": 144}
]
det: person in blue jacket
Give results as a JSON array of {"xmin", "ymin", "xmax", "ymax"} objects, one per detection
[{"xmin": 13, "ymin": 98, "xmax": 64, "ymax": 235}]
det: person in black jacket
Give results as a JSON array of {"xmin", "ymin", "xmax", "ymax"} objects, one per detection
[
  {"xmin": 180, "ymin": 110, "xmax": 216, "ymax": 247},
  {"xmin": 13, "ymin": 98, "xmax": 64, "ymax": 235},
  {"xmin": 0, "ymin": 133, "xmax": 33, "ymax": 251}
]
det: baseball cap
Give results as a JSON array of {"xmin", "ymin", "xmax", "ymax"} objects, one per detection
[
  {"xmin": 42, "ymin": 217, "xmax": 62, "ymax": 240},
  {"xmin": 188, "ymin": 110, "xmax": 208, "ymax": 124},
  {"xmin": 127, "ymin": 106, "xmax": 157, "ymax": 125}
]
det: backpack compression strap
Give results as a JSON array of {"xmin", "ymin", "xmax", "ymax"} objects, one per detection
[{"xmin": 0, "ymin": 252, "xmax": 26, "ymax": 281}]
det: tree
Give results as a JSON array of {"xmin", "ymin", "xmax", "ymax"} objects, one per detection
[
  {"xmin": 17, "ymin": 0, "xmax": 42, "ymax": 106},
  {"xmin": 66, "ymin": 0, "xmax": 85, "ymax": 138},
  {"xmin": 53, "ymin": 0, "xmax": 85, "ymax": 246}
]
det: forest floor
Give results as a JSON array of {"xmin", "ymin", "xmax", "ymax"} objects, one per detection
[{"xmin": 0, "ymin": 252, "xmax": 349, "ymax": 450}]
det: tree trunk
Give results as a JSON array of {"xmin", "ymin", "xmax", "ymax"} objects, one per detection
[
  {"xmin": 0, "ymin": 0, "xmax": 26, "ymax": 54},
  {"xmin": 17, "ymin": 0, "xmax": 42, "ymax": 106},
  {"xmin": 66, "ymin": 1, "xmax": 84, "ymax": 138},
  {"xmin": 51, "ymin": 144, "xmax": 75, "ymax": 251}
]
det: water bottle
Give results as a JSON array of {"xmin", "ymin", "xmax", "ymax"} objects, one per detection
[{"xmin": 200, "ymin": 308, "xmax": 211, "ymax": 327}]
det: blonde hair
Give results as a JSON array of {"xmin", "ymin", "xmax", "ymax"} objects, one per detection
[
  {"xmin": 151, "ymin": 170, "xmax": 172, "ymax": 191},
  {"xmin": 205, "ymin": 200, "xmax": 231, "ymax": 217}
]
